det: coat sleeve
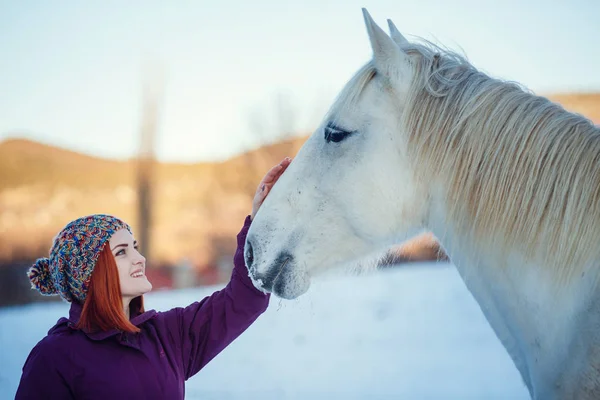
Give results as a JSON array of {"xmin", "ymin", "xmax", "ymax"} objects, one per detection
[
  {"xmin": 161, "ymin": 215, "xmax": 270, "ymax": 380},
  {"xmin": 15, "ymin": 339, "xmax": 74, "ymax": 399}
]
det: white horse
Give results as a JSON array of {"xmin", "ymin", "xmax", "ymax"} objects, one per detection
[{"xmin": 245, "ymin": 8, "xmax": 600, "ymax": 399}]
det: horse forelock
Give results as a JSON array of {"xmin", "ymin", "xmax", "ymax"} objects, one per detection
[
  {"xmin": 326, "ymin": 61, "xmax": 377, "ymax": 124},
  {"xmin": 402, "ymin": 40, "xmax": 600, "ymax": 282}
]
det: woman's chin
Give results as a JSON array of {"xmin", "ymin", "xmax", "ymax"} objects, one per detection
[
  {"xmin": 140, "ymin": 278, "xmax": 153, "ymax": 293},
  {"xmin": 124, "ymin": 278, "xmax": 153, "ymax": 297}
]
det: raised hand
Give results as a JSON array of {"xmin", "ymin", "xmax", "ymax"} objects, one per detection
[{"xmin": 251, "ymin": 157, "xmax": 292, "ymax": 219}]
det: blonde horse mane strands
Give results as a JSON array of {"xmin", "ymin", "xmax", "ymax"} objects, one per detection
[{"xmin": 402, "ymin": 39, "xmax": 600, "ymax": 283}]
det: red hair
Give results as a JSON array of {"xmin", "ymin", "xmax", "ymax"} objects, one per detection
[{"xmin": 75, "ymin": 243, "xmax": 145, "ymax": 333}]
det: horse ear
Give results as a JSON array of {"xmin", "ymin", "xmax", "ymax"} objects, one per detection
[
  {"xmin": 387, "ymin": 19, "xmax": 409, "ymax": 47},
  {"xmin": 362, "ymin": 8, "xmax": 410, "ymax": 81}
]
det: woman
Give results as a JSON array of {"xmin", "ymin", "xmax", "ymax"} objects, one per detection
[{"xmin": 15, "ymin": 157, "xmax": 292, "ymax": 399}]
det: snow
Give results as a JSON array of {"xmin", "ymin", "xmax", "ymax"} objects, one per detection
[{"xmin": 0, "ymin": 263, "xmax": 530, "ymax": 399}]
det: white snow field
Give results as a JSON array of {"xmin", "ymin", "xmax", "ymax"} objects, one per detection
[{"xmin": 0, "ymin": 263, "xmax": 530, "ymax": 399}]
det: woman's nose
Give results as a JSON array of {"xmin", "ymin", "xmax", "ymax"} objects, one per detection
[{"xmin": 134, "ymin": 252, "xmax": 146, "ymax": 265}]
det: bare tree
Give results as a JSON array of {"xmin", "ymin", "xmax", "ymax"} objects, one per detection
[
  {"xmin": 136, "ymin": 63, "xmax": 164, "ymax": 265},
  {"xmin": 229, "ymin": 90, "xmax": 301, "ymax": 198}
]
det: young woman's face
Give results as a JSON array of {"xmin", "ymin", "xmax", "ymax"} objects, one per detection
[{"xmin": 109, "ymin": 229, "xmax": 152, "ymax": 299}]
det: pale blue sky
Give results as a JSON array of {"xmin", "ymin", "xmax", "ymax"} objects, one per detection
[{"xmin": 1, "ymin": 0, "xmax": 598, "ymax": 162}]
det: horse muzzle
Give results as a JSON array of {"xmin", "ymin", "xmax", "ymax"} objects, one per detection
[{"xmin": 245, "ymin": 239, "xmax": 310, "ymax": 299}]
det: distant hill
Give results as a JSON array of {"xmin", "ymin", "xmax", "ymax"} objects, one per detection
[
  {"xmin": 0, "ymin": 138, "xmax": 133, "ymax": 191},
  {"xmin": 0, "ymin": 133, "xmax": 307, "ymax": 266},
  {"xmin": 0, "ymin": 135, "xmax": 304, "ymax": 192}
]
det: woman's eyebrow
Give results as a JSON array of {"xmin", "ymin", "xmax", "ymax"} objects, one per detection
[
  {"xmin": 111, "ymin": 240, "xmax": 138, "ymax": 252},
  {"xmin": 111, "ymin": 243, "xmax": 128, "ymax": 252}
]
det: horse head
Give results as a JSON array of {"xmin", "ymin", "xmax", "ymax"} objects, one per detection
[{"xmin": 245, "ymin": 9, "xmax": 428, "ymax": 299}]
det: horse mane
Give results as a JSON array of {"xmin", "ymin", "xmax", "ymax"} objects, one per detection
[{"xmin": 402, "ymin": 39, "xmax": 600, "ymax": 282}]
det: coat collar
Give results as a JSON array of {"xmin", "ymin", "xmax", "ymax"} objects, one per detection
[{"xmin": 63, "ymin": 300, "xmax": 157, "ymax": 341}]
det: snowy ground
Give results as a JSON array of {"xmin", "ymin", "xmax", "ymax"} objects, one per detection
[{"xmin": 0, "ymin": 263, "xmax": 530, "ymax": 399}]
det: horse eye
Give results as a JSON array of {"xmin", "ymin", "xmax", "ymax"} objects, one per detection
[{"xmin": 324, "ymin": 124, "xmax": 353, "ymax": 143}]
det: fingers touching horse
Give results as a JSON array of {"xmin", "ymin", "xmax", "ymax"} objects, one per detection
[{"xmin": 246, "ymin": 8, "xmax": 600, "ymax": 399}]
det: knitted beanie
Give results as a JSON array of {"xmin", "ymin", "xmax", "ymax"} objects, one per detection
[{"xmin": 27, "ymin": 214, "xmax": 133, "ymax": 303}]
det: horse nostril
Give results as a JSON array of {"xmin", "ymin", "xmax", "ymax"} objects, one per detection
[{"xmin": 245, "ymin": 240, "xmax": 254, "ymax": 269}]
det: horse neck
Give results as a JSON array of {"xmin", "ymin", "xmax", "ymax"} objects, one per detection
[{"xmin": 426, "ymin": 190, "xmax": 600, "ymax": 399}]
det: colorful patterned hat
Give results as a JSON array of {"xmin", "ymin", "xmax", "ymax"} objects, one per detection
[{"xmin": 27, "ymin": 214, "xmax": 132, "ymax": 303}]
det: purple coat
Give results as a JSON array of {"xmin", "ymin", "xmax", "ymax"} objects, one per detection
[{"xmin": 15, "ymin": 216, "xmax": 269, "ymax": 399}]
